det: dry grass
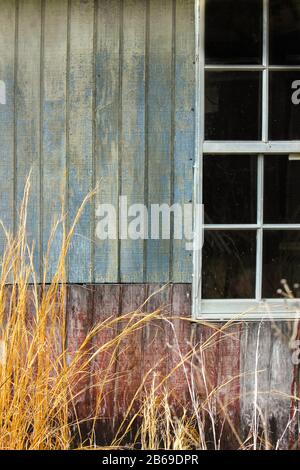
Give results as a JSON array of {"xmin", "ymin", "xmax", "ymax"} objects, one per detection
[
  {"xmin": 0, "ymin": 177, "xmax": 297, "ymax": 450},
  {"xmin": 0, "ymin": 178, "xmax": 161, "ymax": 449}
]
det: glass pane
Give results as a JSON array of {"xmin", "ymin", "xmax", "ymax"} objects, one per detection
[
  {"xmin": 205, "ymin": 72, "xmax": 262, "ymax": 140},
  {"xmin": 270, "ymin": 0, "xmax": 300, "ymax": 65},
  {"xmin": 202, "ymin": 231, "xmax": 256, "ymax": 299},
  {"xmin": 205, "ymin": 0, "xmax": 262, "ymax": 65},
  {"xmin": 269, "ymin": 72, "xmax": 300, "ymax": 140},
  {"xmin": 264, "ymin": 155, "xmax": 300, "ymax": 223},
  {"xmin": 204, "ymin": 155, "xmax": 257, "ymax": 224},
  {"xmin": 263, "ymin": 231, "xmax": 300, "ymax": 298}
]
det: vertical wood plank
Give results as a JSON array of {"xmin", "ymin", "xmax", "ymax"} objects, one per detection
[
  {"xmin": 42, "ymin": 0, "xmax": 68, "ymax": 281},
  {"xmin": 146, "ymin": 0, "xmax": 173, "ymax": 282},
  {"xmin": 240, "ymin": 322, "xmax": 293, "ymax": 448},
  {"xmin": 114, "ymin": 285, "xmax": 146, "ymax": 417},
  {"xmin": 0, "ymin": 0, "xmax": 15, "ymax": 260},
  {"xmin": 268, "ymin": 322, "xmax": 293, "ymax": 448},
  {"xmin": 172, "ymin": 0, "xmax": 194, "ymax": 282},
  {"xmin": 194, "ymin": 321, "xmax": 220, "ymax": 447},
  {"xmin": 68, "ymin": 0, "xmax": 94, "ymax": 283},
  {"xmin": 94, "ymin": 0, "xmax": 120, "ymax": 283},
  {"xmin": 142, "ymin": 285, "xmax": 172, "ymax": 388},
  {"xmin": 66, "ymin": 285, "xmax": 94, "ymax": 421},
  {"xmin": 194, "ymin": 322, "xmax": 241, "ymax": 448},
  {"xmin": 16, "ymin": 0, "xmax": 41, "ymax": 277},
  {"xmin": 217, "ymin": 323, "xmax": 242, "ymax": 449},
  {"xmin": 240, "ymin": 323, "xmax": 272, "ymax": 445},
  {"xmin": 120, "ymin": 0, "xmax": 146, "ymax": 282},
  {"xmin": 167, "ymin": 284, "xmax": 193, "ymax": 405},
  {"xmin": 91, "ymin": 284, "xmax": 120, "ymax": 437},
  {"xmin": 42, "ymin": 284, "xmax": 66, "ymax": 362}
]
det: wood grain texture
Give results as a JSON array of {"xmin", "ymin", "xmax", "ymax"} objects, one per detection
[
  {"xmin": 120, "ymin": 0, "xmax": 146, "ymax": 282},
  {"xmin": 16, "ymin": 0, "xmax": 42, "ymax": 276},
  {"xmin": 94, "ymin": 0, "xmax": 120, "ymax": 283},
  {"xmin": 142, "ymin": 284, "xmax": 172, "ymax": 389},
  {"xmin": 114, "ymin": 285, "xmax": 146, "ymax": 418},
  {"xmin": 167, "ymin": 284, "xmax": 193, "ymax": 405},
  {"xmin": 0, "ymin": 0, "xmax": 195, "ymax": 284},
  {"xmin": 240, "ymin": 321, "xmax": 293, "ymax": 449},
  {"xmin": 66, "ymin": 284, "xmax": 94, "ymax": 420},
  {"xmin": 0, "ymin": 0, "xmax": 15, "ymax": 259},
  {"xmin": 172, "ymin": 0, "xmax": 194, "ymax": 283},
  {"xmin": 146, "ymin": 0, "xmax": 173, "ymax": 283},
  {"xmin": 217, "ymin": 323, "xmax": 242, "ymax": 449},
  {"xmin": 91, "ymin": 284, "xmax": 121, "ymax": 441},
  {"xmin": 68, "ymin": 0, "xmax": 94, "ymax": 283},
  {"xmin": 42, "ymin": 0, "xmax": 68, "ymax": 281}
]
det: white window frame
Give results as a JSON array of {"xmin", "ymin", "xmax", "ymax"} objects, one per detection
[{"xmin": 193, "ymin": 0, "xmax": 300, "ymax": 321}]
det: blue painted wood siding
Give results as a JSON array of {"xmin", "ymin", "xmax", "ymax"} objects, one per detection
[{"xmin": 0, "ymin": 0, "xmax": 195, "ymax": 283}]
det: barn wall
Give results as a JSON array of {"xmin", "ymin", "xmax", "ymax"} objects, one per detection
[
  {"xmin": 0, "ymin": 0, "xmax": 195, "ymax": 283},
  {"xmin": 0, "ymin": 0, "xmax": 298, "ymax": 449}
]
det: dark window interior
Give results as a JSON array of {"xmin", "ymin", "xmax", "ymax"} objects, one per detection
[
  {"xmin": 203, "ymin": 155, "xmax": 257, "ymax": 224},
  {"xmin": 205, "ymin": 72, "xmax": 262, "ymax": 140},
  {"xmin": 269, "ymin": 72, "xmax": 300, "ymax": 140},
  {"xmin": 270, "ymin": 0, "xmax": 300, "ymax": 65},
  {"xmin": 202, "ymin": 231, "xmax": 256, "ymax": 299},
  {"xmin": 264, "ymin": 155, "xmax": 300, "ymax": 223},
  {"xmin": 205, "ymin": 0, "xmax": 263, "ymax": 64},
  {"xmin": 263, "ymin": 230, "xmax": 300, "ymax": 297}
]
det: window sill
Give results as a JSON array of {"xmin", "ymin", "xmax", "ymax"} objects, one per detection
[{"xmin": 194, "ymin": 298, "xmax": 300, "ymax": 321}]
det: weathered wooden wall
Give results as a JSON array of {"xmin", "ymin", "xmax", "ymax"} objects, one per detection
[
  {"xmin": 0, "ymin": 0, "xmax": 195, "ymax": 283},
  {"xmin": 22, "ymin": 283, "xmax": 296, "ymax": 449},
  {"xmin": 0, "ymin": 0, "xmax": 298, "ymax": 449}
]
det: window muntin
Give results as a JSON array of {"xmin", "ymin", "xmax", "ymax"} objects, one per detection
[{"xmin": 194, "ymin": 0, "xmax": 300, "ymax": 319}]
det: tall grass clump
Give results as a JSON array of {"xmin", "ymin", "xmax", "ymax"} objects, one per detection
[{"xmin": 0, "ymin": 178, "xmax": 160, "ymax": 449}]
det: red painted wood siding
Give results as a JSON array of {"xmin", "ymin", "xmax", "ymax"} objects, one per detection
[{"xmin": 58, "ymin": 284, "xmax": 295, "ymax": 448}]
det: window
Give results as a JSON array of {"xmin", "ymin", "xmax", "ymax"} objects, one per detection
[{"xmin": 193, "ymin": 0, "xmax": 300, "ymax": 320}]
